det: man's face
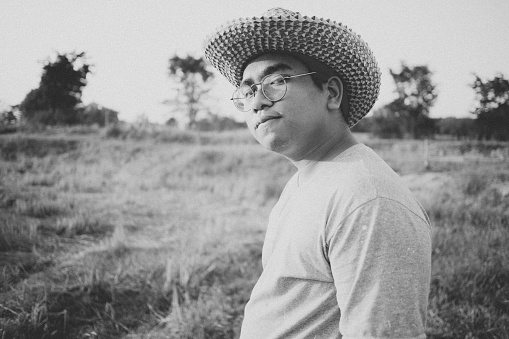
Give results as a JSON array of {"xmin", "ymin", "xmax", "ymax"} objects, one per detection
[{"xmin": 241, "ymin": 54, "xmax": 330, "ymax": 160}]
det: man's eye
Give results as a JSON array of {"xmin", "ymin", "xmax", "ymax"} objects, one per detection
[
  {"xmin": 240, "ymin": 87, "xmax": 254, "ymax": 97},
  {"xmin": 268, "ymin": 77, "xmax": 285, "ymax": 86}
]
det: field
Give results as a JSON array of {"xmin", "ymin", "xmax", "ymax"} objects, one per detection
[{"xmin": 1, "ymin": 126, "xmax": 508, "ymax": 338}]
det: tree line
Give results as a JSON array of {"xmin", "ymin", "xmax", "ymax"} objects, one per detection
[
  {"xmin": 0, "ymin": 52, "xmax": 118, "ymax": 130},
  {"xmin": 351, "ymin": 63, "xmax": 509, "ymax": 141},
  {"xmin": 1, "ymin": 52, "xmax": 508, "ymax": 140}
]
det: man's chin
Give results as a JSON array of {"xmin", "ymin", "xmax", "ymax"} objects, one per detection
[{"xmin": 256, "ymin": 136, "xmax": 289, "ymax": 155}]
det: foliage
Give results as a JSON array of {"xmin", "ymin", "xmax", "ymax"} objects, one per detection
[
  {"xmin": 471, "ymin": 74, "xmax": 509, "ymax": 111},
  {"xmin": 166, "ymin": 54, "xmax": 214, "ymax": 129},
  {"xmin": 79, "ymin": 102, "xmax": 119, "ymax": 127},
  {"xmin": 471, "ymin": 74, "xmax": 509, "ymax": 141},
  {"xmin": 384, "ymin": 62, "xmax": 438, "ymax": 138},
  {"xmin": 435, "ymin": 118, "xmax": 477, "ymax": 139},
  {"xmin": 193, "ymin": 114, "xmax": 245, "ymax": 131},
  {"xmin": 0, "ymin": 105, "xmax": 18, "ymax": 125},
  {"xmin": 19, "ymin": 52, "xmax": 91, "ymax": 126},
  {"xmin": 358, "ymin": 115, "xmax": 481, "ymax": 140},
  {"xmin": 0, "ymin": 104, "xmax": 19, "ymax": 134},
  {"xmin": 370, "ymin": 105, "xmax": 436, "ymax": 140},
  {"xmin": 371, "ymin": 107, "xmax": 405, "ymax": 139},
  {"xmin": 102, "ymin": 123, "xmax": 254, "ymax": 144}
]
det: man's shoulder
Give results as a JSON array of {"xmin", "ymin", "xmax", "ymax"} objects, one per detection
[
  {"xmin": 315, "ymin": 145, "xmax": 430, "ymax": 236},
  {"xmin": 317, "ymin": 144, "xmax": 395, "ymax": 192},
  {"xmin": 315, "ymin": 144, "xmax": 422, "ymax": 210}
]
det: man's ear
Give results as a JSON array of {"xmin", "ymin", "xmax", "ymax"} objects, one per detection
[{"xmin": 326, "ymin": 76, "xmax": 343, "ymax": 111}]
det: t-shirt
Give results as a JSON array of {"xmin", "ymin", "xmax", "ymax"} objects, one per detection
[{"xmin": 240, "ymin": 144, "xmax": 432, "ymax": 339}]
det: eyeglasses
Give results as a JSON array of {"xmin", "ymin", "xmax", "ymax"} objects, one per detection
[{"xmin": 231, "ymin": 72, "xmax": 317, "ymax": 112}]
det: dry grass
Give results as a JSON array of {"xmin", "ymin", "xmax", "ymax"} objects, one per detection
[
  {"xmin": 1, "ymin": 127, "xmax": 508, "ymax": 338},
  {"xmin": 402, "ymin": 162, "xmax": 509, "ymax": 338}
]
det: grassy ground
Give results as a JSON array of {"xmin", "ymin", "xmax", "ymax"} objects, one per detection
[{"xmin": 0, "ymin": 127, "xmax": 508, "ymax": 338}]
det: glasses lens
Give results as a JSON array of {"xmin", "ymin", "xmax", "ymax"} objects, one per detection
[
  {"xmin": 232, "ymin": 86, "xmax": 253, "ymax": 112},
  {"xmin": 262, "ymin": 74, "xmax": 287, "ymax": 101}
]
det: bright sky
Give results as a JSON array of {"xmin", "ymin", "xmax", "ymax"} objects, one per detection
[{"xmin": 1, "ymin": 0, "xmax": 508, "ymax": 123}]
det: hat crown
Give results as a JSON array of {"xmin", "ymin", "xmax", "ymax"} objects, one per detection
[{"xmin": 261, "ymin": 7, "xmax": 297, "ymax": 17}]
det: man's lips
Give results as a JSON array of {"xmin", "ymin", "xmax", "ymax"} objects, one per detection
[{"xmin": 255, "ymin": 112, "xmax": 283, "ymax": 129}]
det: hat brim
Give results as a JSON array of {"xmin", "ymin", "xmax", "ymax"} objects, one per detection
[{"xmin": 204, "ymin": 8, "xmax": 381, "ymax": 127}]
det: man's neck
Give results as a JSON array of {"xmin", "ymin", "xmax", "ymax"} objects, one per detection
[{"xmin": 291, "ymin": 128, "xmax": 358, "ymax": 184}]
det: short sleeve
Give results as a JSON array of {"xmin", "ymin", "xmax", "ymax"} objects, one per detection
[{"xmin": 326, "ymin": 197, "xmax": 431, "ymax": 338}]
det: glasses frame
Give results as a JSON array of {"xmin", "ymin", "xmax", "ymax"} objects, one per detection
[{"xmin": 231, "ymin": 71, "xmax": 317, "ymax": 112}]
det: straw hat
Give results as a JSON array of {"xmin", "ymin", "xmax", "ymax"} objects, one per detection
[{"xmin": 203, "ymin": 7, "xmax": 381, "ymax": 127}]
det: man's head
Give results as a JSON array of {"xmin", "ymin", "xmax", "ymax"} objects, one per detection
[
  {"xmin": 204, "ymin": 7, "xmax": 381, "ymax": 127},
  {"xmin": 238, "ymin": 52, "xmax": 345, "ymax": 158}
]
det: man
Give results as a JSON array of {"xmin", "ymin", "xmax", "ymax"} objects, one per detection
[{"xmin": 204, "ymin": 8, "xmax": 431, "ymax": 338}]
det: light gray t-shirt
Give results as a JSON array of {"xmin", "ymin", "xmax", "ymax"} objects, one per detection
[{"xmin": 240, "ymin": 144, "xmax": 431, "ymax": 339}]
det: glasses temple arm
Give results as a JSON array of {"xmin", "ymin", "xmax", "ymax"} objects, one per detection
[{"xmin": 283, "ymin": 71, "xmax": 317, "ymax": 80}]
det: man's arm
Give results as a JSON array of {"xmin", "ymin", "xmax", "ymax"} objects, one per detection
[{"xmin": 327, "ymin": 197, "xmax": 431, "ymax": 338}]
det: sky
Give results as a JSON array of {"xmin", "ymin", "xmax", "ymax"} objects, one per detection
[{"xmin": 1, "ymin": 0, "xmax": 509, "ymax": 124}]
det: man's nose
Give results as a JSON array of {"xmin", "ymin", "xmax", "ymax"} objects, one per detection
[{"xmin": 251, "ymin": 88, "xmax": 273, "ymax": 112}]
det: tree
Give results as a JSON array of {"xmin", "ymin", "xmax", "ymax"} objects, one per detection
[
  {"xmin": 194, "ymin": 113, "xmax": 245, "ymax": 131},
  {"xmin": 371, "ymin": 106, "xmax": 405, "ymax": 139},
  {"xmin": 166, "ymin": 54, "xmax": 214, "ymax": 129},
  {"xmin": 19, "ymin": 51, "xmax": 91, "ymax": 125},
  {"xmin": 0, "ymin": 102, "xmax": 18, "ymax": 134},
  {"xmin": 435, "ymin": 118, "xmax": 477, "ymax": 139},
  {"xmin": 0, "ymin": 102, "xmax": 16, "ymax": 124},
  {"xmin": 79, "ymin": 102, "xmax": 119, "ymax": 127},
  {"xmin": 166, "ymin": 117, "xmax": 179, "ymax": 128},
  {"xmin": 386, "ymin": 62, "xmax": 438, "ymax": 138},
  {"xmin": 470, "ymin": 74, "xmax": 509, "ymax": 141}
]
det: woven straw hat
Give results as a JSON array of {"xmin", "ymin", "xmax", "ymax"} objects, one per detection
[{"xmin": 203, "ymin": 7, "xmax": 381, "ymax": 127}]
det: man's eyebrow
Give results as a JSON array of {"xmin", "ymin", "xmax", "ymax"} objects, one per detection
[{"xmin": 241, "ymin": 63, "xmax": 294, "ymax": 86}]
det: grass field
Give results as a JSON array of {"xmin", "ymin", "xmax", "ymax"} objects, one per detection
[{"xmin": 0, "ymin": 126, "xmax": 508, "ymax": 338}]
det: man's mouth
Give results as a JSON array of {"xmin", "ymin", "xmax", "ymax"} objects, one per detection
[{"xmin": 255, "ymin": 113, "xmax": 282, "ymax": 129}]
